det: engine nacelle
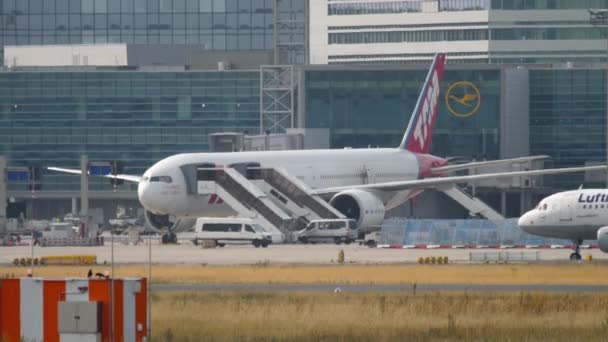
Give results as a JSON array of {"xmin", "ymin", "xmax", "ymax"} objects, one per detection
[
  {"xmin": 144, "ymin": 210, "xmax": 196, "ymax": 233},
  {"xmin": 329, "ymin": 189, "xmax": 385, "ymax": 233},
  {"xmin": 597, "ymin": 226, "xmax": 608, "ymax": 253}
]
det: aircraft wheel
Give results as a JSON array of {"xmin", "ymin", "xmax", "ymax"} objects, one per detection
[
  {"xmin": 218, "ymin": 242, "xmax": 226, "ymax": 248},
  {"xmin": 192, "ymin": 239, "xmax": 199, "ymax": 246},
  {"xmin": 299, "ymin": 237, "xmax": 308, "ymax": 244},
  {"xmin": 253, "ymin": 240, "xmax": 261, "ymax": 248},
  {"xmin": 162, "ymin": 233, "xmax": 176, "ymax": 244},
  {"xmin": 334, "ymin": 238, "xmax": 342, "ymax": 245},
  {"xmin": 570, "ymin": 252, "xmax": 581, "ymax": 261},
  {"xmin": 345, "ymin": 239, "xmax": 352, "ymax": 245},
  {"xmin": 261, "ymin": 241, "xmax": 269, "ymax": 248}
]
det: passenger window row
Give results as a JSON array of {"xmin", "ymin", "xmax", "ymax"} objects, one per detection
[{"xmin": 582, "ymin": 204, "xmax": 606, "ymax": 209}]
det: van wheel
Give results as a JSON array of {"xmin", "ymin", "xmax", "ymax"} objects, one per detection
[
  {"xmin": 253, "ymin": 240, "xmax": 261, "ymax": 248},
  {"xmin": 218, "ymin": 243, "xmax": 226, "ymax": 248},
  {"xmin": 334, "ymin": 238, "xmax": 342, "ymax": 245}
]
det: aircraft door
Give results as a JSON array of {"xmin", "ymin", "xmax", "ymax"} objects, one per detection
[
  {"xmin": 559, "ymin": 195, "xmax": 574, "ymax": 221},
  {"xmin": 363, "ymin": 165, "xmax": 378, "ymax": 185}
]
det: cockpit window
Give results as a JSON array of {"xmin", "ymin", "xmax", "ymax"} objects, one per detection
[
  {"xmin": 542, "ymin": 203, "xmax": 548, "ymax": 210},
  {"xmin": 150, "ymin": 175, "xmax": 172, "ymax": 183},
  {"xmin": 142, "ymin": 176, "xmax": 150, "ymax": 182}
]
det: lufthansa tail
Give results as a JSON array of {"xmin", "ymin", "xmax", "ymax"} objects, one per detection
[{"xmin": 399, "ymin": 53, "xmax": 446, "ymax": 154}]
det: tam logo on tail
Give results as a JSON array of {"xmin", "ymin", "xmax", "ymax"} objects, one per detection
[{"xmin": 399, "ymin": 53, "xmax": 446, "ymax": 154}]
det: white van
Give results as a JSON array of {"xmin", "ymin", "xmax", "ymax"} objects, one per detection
[
  {"xmin": 192, "ymin": 218, "xmax": 273, "ymax": 248},
  {"xmin": 296, "ymin": 219, "xmax": 358, "ymax": 245}
]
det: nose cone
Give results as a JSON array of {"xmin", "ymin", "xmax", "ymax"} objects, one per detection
[
  {"xmin": 138, "ymin": 181, "xmax": 165, "ymax": 214},
  {"xmin": 518, "ymin": 212, "xmax": 534, "ymax": 233}
]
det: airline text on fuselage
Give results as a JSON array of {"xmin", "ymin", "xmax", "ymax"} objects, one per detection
[{"xmin": 578, "ymin": 193, "xmax": 608, "ymax": 203}]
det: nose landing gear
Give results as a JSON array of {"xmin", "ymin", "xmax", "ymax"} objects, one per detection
[{"xmin": 569, "ymin": 239, "xmax": 582, "ymax": 261}]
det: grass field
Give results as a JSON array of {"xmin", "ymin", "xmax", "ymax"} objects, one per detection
[
  {"xmin": 151, "ymin": 291, "xmax": 608, "ymax": 341},
  {"xmin": 1, "ymin": 263, "xmax": 607, "ymax": 285}
]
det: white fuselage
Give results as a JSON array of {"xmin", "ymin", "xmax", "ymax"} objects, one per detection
[
  {"xmin": 137, "ymin": 148, "xmax": 434, "ymax": 219},
  {"xmin": 518, "ymin": 189, "xmax": 608, "ymax": 240}
]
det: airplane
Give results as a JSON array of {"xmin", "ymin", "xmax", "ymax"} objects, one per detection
[
  {"xmin": 518, "ymin": 188, "xmax": 608, "ymax": 261},
  {"xmin": 49, "ymin": 53, "xmax": 608, "ymax": 243}
]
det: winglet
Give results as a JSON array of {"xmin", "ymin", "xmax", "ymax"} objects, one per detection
[{"xmin": 399, "ymin": 53, "xmax": 446, "ymax": 153}]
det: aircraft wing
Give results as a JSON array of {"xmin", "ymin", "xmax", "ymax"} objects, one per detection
[
  {"xmin": 313, "ymin": 165, "xmax": 607, "ymax": 196},
  {"xmin": 47, "ymin": 167, "xmax": 142, "ymax": 183},
  {"xmin": 431, "ymin": 155, "xmax": 549, "ymax": 174}
]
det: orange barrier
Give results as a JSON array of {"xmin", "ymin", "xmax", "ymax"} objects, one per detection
[{"xmin": 0, "ymin": 277, "xmax": 147, "ymax": 342}]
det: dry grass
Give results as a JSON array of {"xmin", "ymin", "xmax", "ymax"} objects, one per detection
[
  {"xmin": 1, "ymin": 263, "xmax": 608, "ymax": 285},
  {"xmin": 151, "ymin": 291, "xmax": 608, "ymax": 341}
]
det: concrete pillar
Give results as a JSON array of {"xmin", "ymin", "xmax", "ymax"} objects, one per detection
[
  {"xmin": 501, "ymin": 190, "xmax": 507, "ymax": 217},
  {"xmin": 0, "ymin": 156, "xmax": 6, "ymax": 218},
  {"xmin": 519, "ymin": 190, "xmax": 526, "ymax": 217},
  {"xmin": 71, "ymin": 197, "xmax": 78, "ymax": 215},
  {"xmin": 80, "ymin": 155, "xmax": 88, "ymax": 217},
  {"xmin": 26, "ymin": 200, "xmax": 34, "ymax": 219}
]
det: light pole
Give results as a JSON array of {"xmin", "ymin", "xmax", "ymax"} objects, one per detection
[
  {"xmin": 589, "ymin": 9, "xmax": 608, "ymax": 187},
  {"xmin": 147, "ymin": 228, "xmax": 152, "ymax": 340}
]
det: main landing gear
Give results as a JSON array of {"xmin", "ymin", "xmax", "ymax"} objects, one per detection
[
  {"xmin": 569, "ymin": 239, "xmax": 582, "ymax": 261},
  {"xmin": 161, "ymin": 231, "xmax": 177, "ymax": 244}
]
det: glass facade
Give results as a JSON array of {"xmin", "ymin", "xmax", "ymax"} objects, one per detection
[
  {"xmin": 529, "ymin": 69, "xmax": 606, "ymax": 189},
  {"xmin": 305, "ymin": 68, "xmax": 501, "ymax": 159},
  {"xmin": 0, "ymin": 69, "xmax": 260, "ymax": 192},
  {"xmin": 0, "ymin": 0, "xmax": 307, "ymax": 64},
  {"xmin": 276, "ymin": 0, "xmax": 306, "ymax": 64}
]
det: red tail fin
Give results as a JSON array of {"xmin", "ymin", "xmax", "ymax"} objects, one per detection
[{"xmin": 399, "ymin": 53, "xmax": 446, "ymax": 154}]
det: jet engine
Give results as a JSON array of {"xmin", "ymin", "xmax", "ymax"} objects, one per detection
[
  {"xmin": 597, "ymin": 226, "xmax": 608, "ymax": 253},
  {"xmin": 145, "ymin": 210, "xmax": 196, "ymax": 243},
  {"xmin": 329, "ymin": 189, "xmax": 385, "ymax": 233}
]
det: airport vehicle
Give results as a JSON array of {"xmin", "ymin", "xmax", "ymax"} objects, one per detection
[
  {"xmin": 192, "ymin": 217, "xmax": 272, "ymax": 248},
  {"xmin": 50, "ymin": 53, "xmax": 607, "ymax": 243},
  {"xmin": 296, "ymin": 219, "xmax": 358, "ymax": 245},
  {"xmin": 519, "ymin": 189, "xmax": 608, "ymax": 260},
  {"xmin": 109, "ymin": 215, "xmax": 141, "ymax": 228}
]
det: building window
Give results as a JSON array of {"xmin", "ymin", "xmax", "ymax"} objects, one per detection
[{"xmin": 328, "ymin": 1, "xmax": 423, "ymax": 16}]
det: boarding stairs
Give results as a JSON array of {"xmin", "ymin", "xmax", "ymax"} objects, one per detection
[
  {"xmin": 254, "ymin": 167, "xmax": 345, "ymax": 230},
  {"xmin": 198, "ymin": 167, "xmax": 293, "ymax": 241},
  {"xmin": 441, "ymin": 185, "xmax": 504, "ymax": 221}
]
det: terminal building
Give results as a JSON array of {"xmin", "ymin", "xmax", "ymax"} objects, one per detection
[{"xmin": 0, "ymin": 0, "xmax": 607, "ymax": 224}]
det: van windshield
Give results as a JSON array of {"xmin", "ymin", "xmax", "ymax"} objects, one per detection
[{"xmin": 250, "ymin": 224, "xmax": 266, "ymax": 233}]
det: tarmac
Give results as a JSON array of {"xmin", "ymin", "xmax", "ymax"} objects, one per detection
[{"xmin": 1, "ymin": 242, "xmax": 606, "ymax": 265}]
